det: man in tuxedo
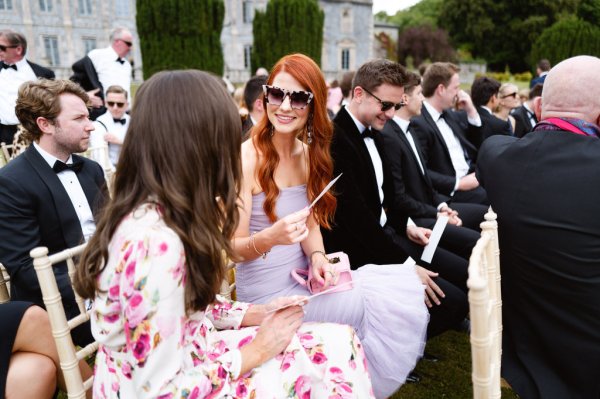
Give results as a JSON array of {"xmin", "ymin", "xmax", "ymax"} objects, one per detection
[
  {"xmin": 470, "ymin": 76, "xmax": 512, "ymax": 147},
  {"xmin": 381, "ymin": 71, "xmax": 486, "ymax": 261},
  {"xmin": 322, "ymin": 59, "xmax": 468, "ymax": 341},
  {"xmin": 529, "ymin": 58, "xmax": 550, "ymax": 88},
  {"xmin": 0, "ymin": 79, "xmax": 106, "ymax": 345},
  {"xmin": 241, "ymin": 74, "xmax": 267, "ymax": 138},
  {"xmin": 0, "ymin": 29, "xmax": 55, "ymax": 145},
  {"xmin": 511, "ymin": 83, "xmax": 542, "ymax": 138},
  {"xmin": 410, "ymin": 62, "xmax": 488, "ymax": 205},
  {"xmin": 477, "ymin": 55, "xmax": 600, "ymax": 399}
]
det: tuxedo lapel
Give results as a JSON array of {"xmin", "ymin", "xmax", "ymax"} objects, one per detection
[
  {"xmin": 24, "ymin": 146, "xmax": 84, "ymax": 247},
  {"xmin": 421, "ymin": 106, "xmax": 455, "ymax": 164}
]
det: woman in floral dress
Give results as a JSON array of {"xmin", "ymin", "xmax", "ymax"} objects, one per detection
[{"xmin": 74, "ymin": 70, "xmax": 374, "ymax": 399}]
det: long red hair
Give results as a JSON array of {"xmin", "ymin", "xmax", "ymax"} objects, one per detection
[{"xmin": 252, "ymin": 53, "xmax": 336, "ymax": 229}]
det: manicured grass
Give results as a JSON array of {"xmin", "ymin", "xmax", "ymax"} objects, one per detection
[{"xmin": 392, "ymin": 330, "xmax": 518, "ymax": 399}]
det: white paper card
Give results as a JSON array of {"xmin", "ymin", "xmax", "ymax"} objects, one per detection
[
  {"xmin": 309, "ymin": 173, "xmax": 343, "ymax": 209},
  {"xmin": 266, "ymin": 279, "xmax": 354, "ymax": 314},
  {"xmin": 420, "ymin": 216, "xmax": 448, "ymax": 263}
]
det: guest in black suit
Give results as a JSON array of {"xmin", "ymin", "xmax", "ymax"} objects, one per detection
[
  {"xmin": 70, "ymin": 55, "xmax": 106, "ymax": 120},
  {"xmin": 381, "ymin": 71, "xmax": 486, "ymax": 261},
  {"xmin": 0, "ymin": 79, "xmax": 106, "ymax": 346},
  {"xmin": 511, "ymin": 83, "xmax": 542, "ymax": 138},
  {"xmin": 529, "ymin": 58, "xmax": 550, "ymax": 88},
  {"xmin": 241, "ymin": 74, "xmax": 267, "ymax": 138},
  {"xmin": 0, "ymin": 29, "xmax": 55, "ymax": 145},
  {"xmin": 410, "ymin": 62, "xmax": 488, "ymax": 205},
  {"xmin": 322, "ymin": 59, "xmax": 468, "ymax": 340},
  {"xmin": 471, "ymin": 76, "xmax": 512, "ymax": 147},
  {"xmin": 477, "ymin": 55, "xmax": 600, "ymax": 399}
]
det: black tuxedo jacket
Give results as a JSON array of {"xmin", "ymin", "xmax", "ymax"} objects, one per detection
[
  {"xmin": 410, "ymin": 105, "xmax": 479, "ymax": 195},
  {"xmin": 0, "ymin": 146, "xmax": 106, "ymax": 315},
  {"xmin": 511, "ymin": 105, "xmax": 536, "ymax": 138},
  {"xmin": 380, "ymin": 119, "xmax": 449, "ymax": 219},
  {"xmin": 70, "ymin": 55, "xmax": 106, "ymax": 120},
  {"xmin": 321, "ymin": 107, "xmax": 408, "ymax": 267},
  {"xmin": 476, "ymin": 106, "xmax": 512, "ymax": 148},
  {"xmin": 27, "ymin": 60, "xmax": 55, "ymax": 79},
  {"xmin": 477, "ymin": 131, "xmax": 600, "ymax": 399}
]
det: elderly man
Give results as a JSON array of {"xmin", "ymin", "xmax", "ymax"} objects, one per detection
[
  {"xmin": 0, "ymin": 29, "xmax": 54, "ymax": 145},
  {"xmin": 477, "ymin": 55, "xmax": 600, "ymax": 399},
  {"xmin": 0, "ymin": 79, "xmax": 106, "ymax": 346}
]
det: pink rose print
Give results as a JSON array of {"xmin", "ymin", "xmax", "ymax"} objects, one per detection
[
  {"xmin": 294, "ymin": 375, "xmax": 311, "ymax": 399},
  {"xmin": 280, "ymin": 351, "xmax": 296, "ymax": 371},
  {"xmin": 156, "ymin": 242, "xmax": 168, "ymax": 256},
  {"xmin": 108, "ymin": 283, "xmax": 120, "ymax": 299},
  {"xmin": 121, "ymin": 361, "xmax": 132, "ymax": 379},
  {"xmin": 311, "ymin": 351, "xmax": 328, "ymax": 364},
  {"xmin": 132, "ymin": 332, "xmax": 151, "ymax": 363},
  {"xmin": 238, "ymin": 335, "xmax": 253, "ymax": 349},
  {"xmin": 299, "ymin": 332, "xmax": 317, "ymax": 349},
  {"xmin": 156, "ymin": 315, "xmax": 176, "ymax": 339},
  {"xmin": 236, "ymin": 381, "xmax": 248, "ymax": 398},
  {"xmin": 122, "ymin": 242, "xmax": 134, "ymax": 261},
  {"xmin": 125, "ymin": 292, "xmax": 149, "ymax": 327}
]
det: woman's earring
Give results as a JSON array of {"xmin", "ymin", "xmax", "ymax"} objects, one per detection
[
  {"xmin": 307, "ymin": 116, "xmax": 313, "ymax": 144},
  {"xmin": 270, "ymin": 125, "xmax": 274, "ymax": 137}
]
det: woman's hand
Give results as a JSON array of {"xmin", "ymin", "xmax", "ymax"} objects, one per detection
[
  {"xmin": 309, "ymin": 253, "xmax": 335, "ymax": 290},
  {"xmin": 407, "ymin": 226, "xmax": 432, "ymax": 246},
  {"xmin": 265, "ymin": 207, "xmax": 310, "ymax": 246},
  {"xmin": 415, "ymin": 266, "xmax": 445, "ymax": 308}
]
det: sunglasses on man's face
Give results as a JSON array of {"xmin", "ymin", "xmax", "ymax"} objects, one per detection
[
  {"xmin": 119, "ymin": 39, "xmax": 133, "ymax": 47},
  {"xmin": 263, "ymin": 85, "xmax": 314, "ymax": 110},
  {"xmin": 107, "ymin": 101, "xmax": 125, "ymax": 108},
  {"xmin": 501, "ymin": 92, "xmax": 518, "ymax": 99},
  {"xmin": 362, "ymin": 87, "xmax": 406, "ymax": 112},
  {"xmin": 0, "ymin": 44, "xmax": 19, "ymax": 52}
]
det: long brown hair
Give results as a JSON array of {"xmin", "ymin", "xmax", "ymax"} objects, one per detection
[
  {"xmin": 253, "ymin": 53, "xmax": 336, "ymax": 228},
  {"xmin": 74, "ymin": 70, "xmax": 242, "ymax": 313}
]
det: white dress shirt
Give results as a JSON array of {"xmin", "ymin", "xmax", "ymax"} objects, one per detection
[
  {"xmin": 91, "ymin": 111, "xmax": 130, "ymax": 167},
  {"xmin": 0, "ymin": 58, "xmax": 37, "ymax": 125},
  {"xmin": 347, "ymin": 109, "xmax": 387, "ymax": 227},
  {"xmin": 33, "ymin": 142, "xmax": 96, "ymax": 241},
  {"xmin": 88, "ymin": 46, "xmax": 132, "ymax": 101},
  {"xmin": 523, "ymin": 102, "xmax": 537, "ymax": 128}
]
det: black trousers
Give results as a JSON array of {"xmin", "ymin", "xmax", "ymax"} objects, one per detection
[
  {"xmin": 452, "ymin": 186, "xmax": 489, "ymax": 206},
  {"xmin": 0, "ymin": 123, "xmax": 17, "ymax": 146}
]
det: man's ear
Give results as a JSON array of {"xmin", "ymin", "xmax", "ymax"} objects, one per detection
[
  {"xmin": 352, "ymin": 86, "xmax": 364, "ymax": 103},
  {"xmin": 254, "ymin": 98, "xmax": 264, "ymax": 113},
  {"xmin": 533, "ymin": 96, "xmax": 542, "ymax": 121},
  {"xmin": 36, "ymin": 116, "xmax": 54, "ymax": 135}
]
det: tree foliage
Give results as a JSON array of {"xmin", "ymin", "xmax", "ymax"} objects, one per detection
[
  {"xmin": 577, "ymin": 0, "xmax": 600, "ymax": 23},
  {"xmin": 439, "ymin": 0, "xmax": 579, "ymax": 72},
  {"xmin": 530, "ymin": 15, "xmax": 600, "ymax": 67},
  {"xmin": 397, "ymin": 25, "xmax": 457, "ymax": 67},
  {"xmin": 389, "ymin": 0, "xmax": 443, "ymax": 31},
  {"xmin": 252, "ymin": 0, "xmax": 324, "ymax": 72},
  {"xmin": 136, "ymin": 0, "xmax": 225, "ymax": 78}
]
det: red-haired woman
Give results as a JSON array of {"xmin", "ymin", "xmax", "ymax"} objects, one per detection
[{"xmin": 234, "ymin": 54, "xmax": 429, "ymax": 399}]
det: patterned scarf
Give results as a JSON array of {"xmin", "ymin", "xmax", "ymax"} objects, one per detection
[{"xmin": 533, "ymin": 117, "xmax": 600, "ymax": 138}]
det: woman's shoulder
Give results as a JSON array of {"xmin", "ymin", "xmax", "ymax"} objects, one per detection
[{"xmin": 114, "ymin": 202, "xmax": 181, "ymax": 249}]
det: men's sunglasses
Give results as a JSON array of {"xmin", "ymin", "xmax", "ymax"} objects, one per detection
[
  {"xmin": 119, "ymin": 39, "xmax": 133, "ymax": 47},
  {"xmin": 362, "ymin": 87, "xmax": 406, "ymax": 112},
  {"xmin": 0, "ymin": 44, "xmax": 19, "ymax": 52},
  {"xmin": 501, "ymin": 92, "xmax": 518, "ymax": 99},
  {"xmin": 107, "ymin": 101, "xmax": 125, "ymax": 108},
  {"xmin": 263, "ymin": 85, "xmax": 314, "ymax": 110}
]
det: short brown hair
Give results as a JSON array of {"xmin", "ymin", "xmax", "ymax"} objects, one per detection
[
  {"xmin": 404, "ymin": 71, "xmax": 422, "ymax": 96},
  {"xmin": 105, "ymin": 84, "xmax": 128, "ymax": 99},
  {"xmin": 0, "ymin": 29, "xmax": 27, "ymax": 54},
  {"xmin": 422, "ymin": 62, "xmax": 460, "ymax": 98},
  {"xmin": 15, "ymin": 79, "xmax": 89, "ymax": 142},
  {"xmin": 352, "ymin": 59, "xmax": 408, "ymax": 93}
]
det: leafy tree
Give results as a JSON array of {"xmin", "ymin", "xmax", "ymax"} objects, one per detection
[
  {"xmin": 397, "ymin": 25, "xmax": 457, "ymax": 67},
  {"xmin": 531, "ymin": 15, "xmax": 600, "ymax": 67},
  {"xmin": 389, "ymin": 0, "xmax": 443, "ymax": 31},
  {"xmin": 439, "ymin": 0, "xmax": 579, "ymax": 72},
  {"xmin": 252, "ymin": 0, "xmax": 324, "ymax": 72},
  {"xmin": 136, "ymin": 0, "xmax": 225, "ymax": 78},
  {"xmin": 577, "ymin": 0, "xmax": 600, "ymax": 23}
]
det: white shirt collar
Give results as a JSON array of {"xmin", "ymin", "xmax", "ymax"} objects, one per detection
[
  {"xmin": 345, "ymin": 107, "xmax": 367, "ymax": 134},
  {"xmin": 33, "ymin": 141, "xmax": 73, "ymax": 168},
  {"xmin": 392, "ymin": 115, "xmax": 410, "ymax": 133},
  {"xmin": 106, "ymin": 46, "xmax": 120, "ymax": 60},
  {"xmin": 481, "ymin": 106, "xmax": 493, "ymax": 115},
  {"xmin": 423, "ymin": 100, "xmax": 442, "ymax": 121},
  {"xmin": 524, "ymin": 102, "xmax": 534, "ymax": 113}
]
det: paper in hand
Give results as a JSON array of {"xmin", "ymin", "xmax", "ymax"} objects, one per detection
[
  {"xmin": 266, "ymin": 280, "xmax": 354, "ymax": 314},
  {"xmin": 420, "ymin": 216, "xmax": 448, "ymax": 263},
  {"xmin": 309, "ymin": 173, "xmax": 343, "ymax": 209}
]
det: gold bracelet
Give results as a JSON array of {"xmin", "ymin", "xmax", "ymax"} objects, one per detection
[
  {"xmin": 309, "ymin": 250, "xmax": 328, "ymax": 264},
  {"xmin": 250, "ymin": 232, "xmax": 270, "ymax": 259}
]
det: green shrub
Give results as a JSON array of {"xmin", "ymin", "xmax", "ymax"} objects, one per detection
[{"xmin": 513, "ymin": 71, "xmax": 533, "ymax": 82}]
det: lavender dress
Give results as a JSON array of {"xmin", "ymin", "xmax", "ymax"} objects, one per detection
[{"xmin": 236, "ymin": 185, "xmax": 429, "ymax": 399}]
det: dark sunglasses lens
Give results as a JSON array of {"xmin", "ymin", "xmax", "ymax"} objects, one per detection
[
  {"xmin": 380, "ymin": 102, "xmax": 394, "ymax": 112},
  {"xmin": 267, "ymin": 87, "xmax": 285, "ymax": 105},
  {"xmin": 0, "ymin": 45, "xmax": 6, "ymax": 51},
  {"xmin": 290, "ymin": 92, "xmax": 310, "ymax": 109},
  {"xmin": 107, "ymin": 102, "xmax": 125, "ymax": 108}
]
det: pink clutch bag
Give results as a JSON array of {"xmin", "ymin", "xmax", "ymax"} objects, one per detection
[{"xmin": 291, "ymin": 251, "xmax": 353, "ymax": 294}]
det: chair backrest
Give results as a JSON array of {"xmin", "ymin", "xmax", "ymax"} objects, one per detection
[
  {"xmin": 468, "ymin": 209, "xmax": 502, "ymax": 399},
  {"xmin": 31, "ymin": 244, "xmax": 97, "ymax": 399},
  {"xmin": 220, "ymin": 261, "xmax": 237, "ymax": 301},
  {"xmin": 80, "ymin": 142, "xmax": 114, "ymax": 196},
  {"xmin": 0, "ymin": 142, "xmax": 11, "ymax": 167},
  {"xmin": 0, "ymin": 263, "xmax": 10, "ymax": 304}
]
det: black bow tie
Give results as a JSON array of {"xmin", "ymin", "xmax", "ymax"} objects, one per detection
[
  {"xmin": 53, "ymin": 160, "xmax": 83, "ymax": 174},
  {"xmin": 116, "ymin": 58, "xmax": 125, "ymax": 65},
  {"xmin": 113, "ymin": 118, "xmax": 126, "ymax": 125},
  {"xmin": 0, "ymin": 62, "xmax": 17, "ymax": 71},
  {"xmin": 363, "ymin": 128, "xmax": 376, "ymax": 140}
]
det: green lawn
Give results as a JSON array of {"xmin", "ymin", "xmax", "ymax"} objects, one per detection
[{"xmin": 392, "ymin": 330, "xmax": 518, "ymax": 399}]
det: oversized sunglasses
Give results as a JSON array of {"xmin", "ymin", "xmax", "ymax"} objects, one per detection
[
  {"xmin": 118, "ymin": 39, "xmax": 133, "ymax": 47},
  {"xmin": 0, "ymin": 44, "xmax": 19, "ymax": 51},
  {"xmin": 107, "ymin": 101, "xmax": 125, "ymax": 108},
  {"xmin": 500, "ymin": 92, "xmax": 518, "ymax": 99},
  {"xmin": 263, "ymin": 85, "xmax": 314, "ymax": 110},
  {"xmin": 363, "ymin": 87, "xmax": 406, "ymax": 112}
]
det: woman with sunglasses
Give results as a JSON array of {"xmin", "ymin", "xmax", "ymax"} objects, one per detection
[
  {"xmin": 494, "ymin": 83, "xmax": 520, "ymax": 133},
  {"xmin": 234, "ymin": 54, "xmax": 428, "ymax": 399},
  {"xmin": 74, "ymin": 70, "xmax": 374, "ymax": 398}
]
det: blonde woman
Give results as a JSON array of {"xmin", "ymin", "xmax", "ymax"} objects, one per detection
[{"xmin": 495, "ymin": 83, "xmax": 520, "ymax": 133}]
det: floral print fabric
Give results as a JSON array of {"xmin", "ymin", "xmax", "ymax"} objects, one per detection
[{"xmin": 91, "ymin": 203, "xmax": 374, "ymax": 398}]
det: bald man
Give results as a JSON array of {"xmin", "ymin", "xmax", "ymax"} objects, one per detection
[{"xmin": 476, "ymin": 56, "xmax": 600, "ymax": 399}]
